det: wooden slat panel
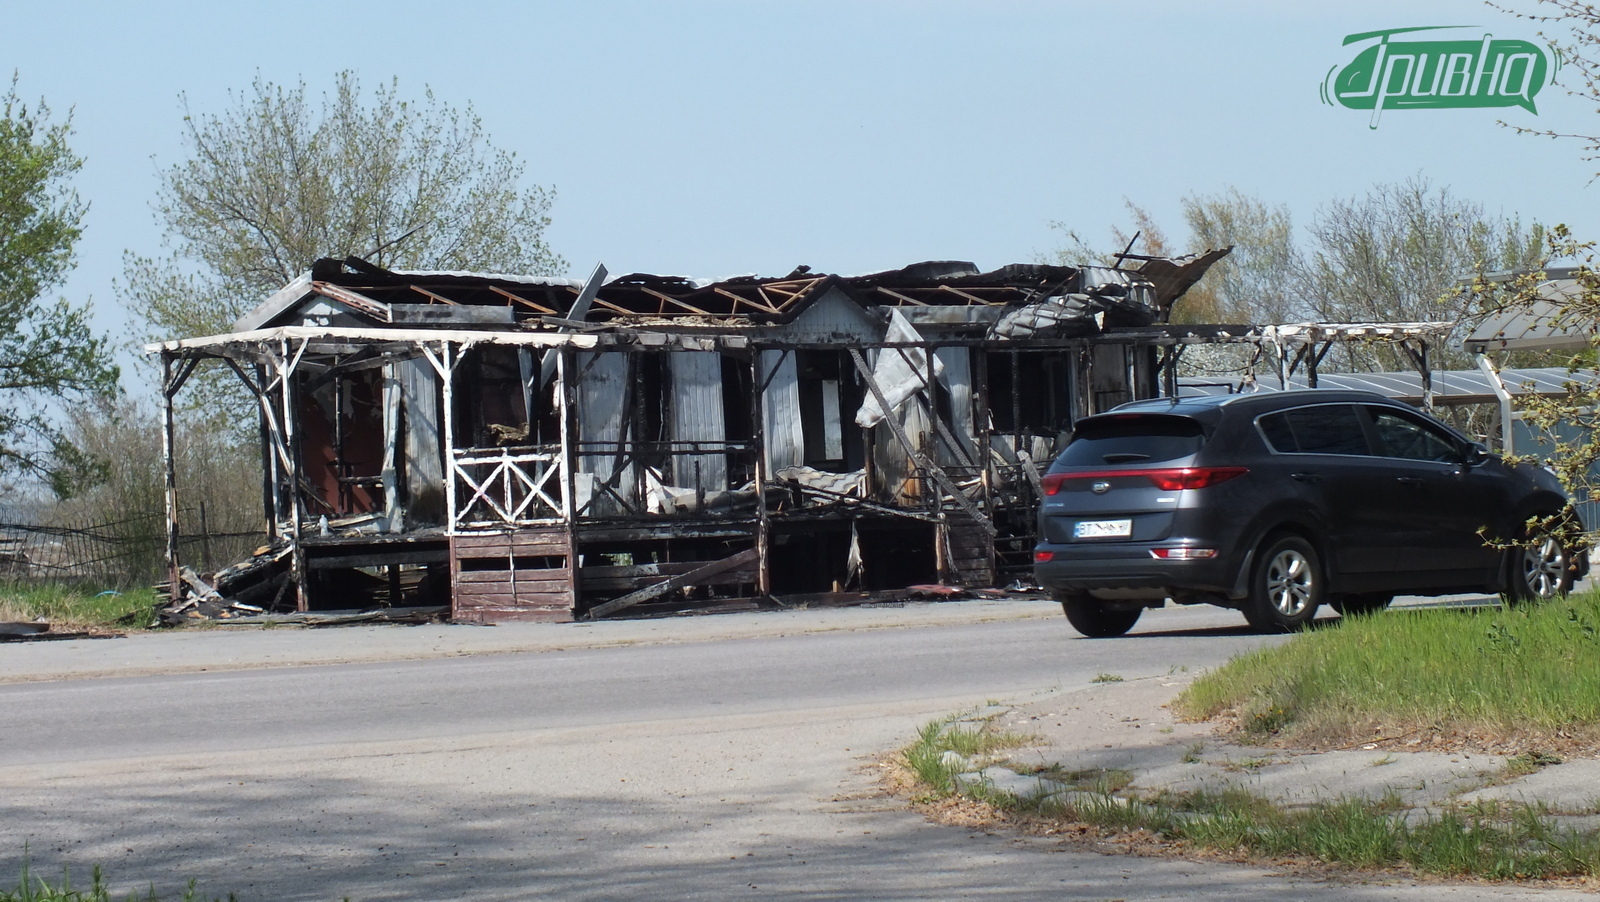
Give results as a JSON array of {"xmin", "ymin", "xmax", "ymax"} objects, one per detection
[
  {"xmin": 456, "ymin": 608, "xmax": 573, "ymax": 623},
  {"xmin": 455, "ymin": 590, "xmax": 575, "ymax": 607},
  {"xmin": 456, "ymin": 568, "xmax": 572, "ymax": 585},
  {"xmin": 454, "ymin": 530, "xmax": 570, "ymax": 553},
  {"xmin": 456, "ymin": 571, "xmax": 514, "ymax": 586}
]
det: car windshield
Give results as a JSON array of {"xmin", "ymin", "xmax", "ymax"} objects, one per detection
[{"xmin": 1056, "ymin": 415, "xmax": 1205, "ymax": 466}]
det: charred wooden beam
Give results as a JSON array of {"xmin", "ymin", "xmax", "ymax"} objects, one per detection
[
  {"xmin": 583, "ymin": 547, "xmax": 760, "ymax": 620},
  {"xmin": 312, "ymin": 282, "xmax": 393, "ymax": 323},
  {"xmin": 848, "ymin": 348, "xmax": 996, "ymax": 537}
]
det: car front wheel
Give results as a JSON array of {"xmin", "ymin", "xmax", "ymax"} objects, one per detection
[
  {"xmin": 1056, "ymin": 594, "xmax": 1142, "ymax": 638},
  {"xmin": 1243, "ymin": 535, "xmax": 1323, "ymax": 633},
  {"xmin": 1506, "ymin": 523, "xmax": 1575, "ymax": 604}
]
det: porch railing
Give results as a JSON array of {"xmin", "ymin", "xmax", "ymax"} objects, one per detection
[{"xmin": 450, "ymin": 446, "xmax": 565, "ymax": 530}]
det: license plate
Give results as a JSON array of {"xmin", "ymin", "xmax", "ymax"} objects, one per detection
[{"xmin": 1074, "ymin": 519, "xmax": 1132, "ymax": 539}]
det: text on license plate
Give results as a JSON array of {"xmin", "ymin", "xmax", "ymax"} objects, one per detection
[{"xmin": 1074, "ymin": 519, "xmax": 1132, "ymax": 539}]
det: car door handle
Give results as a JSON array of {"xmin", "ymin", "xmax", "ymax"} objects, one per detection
[
  {"xmin": 1396, "ymin": 476, "xmax": 1423, "ymax": 486},
  {"xmin": 1291, "ymin": 472, "xmax": 1321, "ymax": 484}
]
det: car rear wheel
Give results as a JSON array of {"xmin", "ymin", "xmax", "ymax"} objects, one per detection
[
  {"xmin": 1506, "ymin": 523, "xmax": 1574, "ymax": 604},
  {"xmin": 1057, "ymin": 594, "xmax": 1142, "ymax": 638},
  {"xmin": 1243, "ymin": 535, "xmax": 1323, "ymax": 633}
]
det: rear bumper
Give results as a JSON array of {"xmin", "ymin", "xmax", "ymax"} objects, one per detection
[{"xmin": 1033, "ymin": 540, "xmax": 1239, "ymax": 596}]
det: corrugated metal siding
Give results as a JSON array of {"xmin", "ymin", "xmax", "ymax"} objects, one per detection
[
  {"xmin": 670, "ymin": 351, "xmax": 728, "ymax": 491},
  {"xmin": 760, "ymin": 351, "xmax": 805, "ymax": 471},
  {"xmin": 761, "ymin": 288, "xmax": 881, "ymax": 343},
  {"xmin": 935, "ymin": 346, "xmax": 976, "ymax": 467},
  {"xmin": 577, "ymin": 352, "xmax": 634, "ymax": 515},
  {"xmin": 400, "ymin": 358, "xmax": 444, "ymax": 525}
]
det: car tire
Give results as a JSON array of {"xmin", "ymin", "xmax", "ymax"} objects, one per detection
[
  {"xmin": 1331, "ymin": 593, "xmax": 1392, "ymax": 617},
  {"xmin": 1058, "ymin": 595, "xmax": 1141, "ymax": 638},
  {"xmin": 1243, "ymin": 535, "xmax": 1323, "ymax": 633},
  {"xmin": 1505, "ymin": 520, "xmax": 1575, "ymax": 604}
]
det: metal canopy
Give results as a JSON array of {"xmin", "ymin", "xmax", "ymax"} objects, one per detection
[
  {"xmin": 1464, "ymin": 275, "xmax": 1597, "ymax": 353},
  {"xmin": 1178, "ymin": 366, "xmax": 1598, "ymax": 407}
]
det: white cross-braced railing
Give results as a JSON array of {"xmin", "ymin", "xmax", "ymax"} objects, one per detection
[{"xmin": 451, "ymin": 448, "xmax": 565, "ymax": 529}]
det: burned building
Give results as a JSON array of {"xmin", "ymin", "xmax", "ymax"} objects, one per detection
[{"xmin": 149, "ymin": 251, "xmax": 1253, "ymax": 621}]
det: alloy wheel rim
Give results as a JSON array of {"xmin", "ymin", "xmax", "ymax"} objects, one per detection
[
  {"xmin": 1266, "ymin": 549, "xmax": 1313, "ymax": 617},
  {"xmin": 1522, "ymin": 536, "xmax": 1566, "ymax": 598}
]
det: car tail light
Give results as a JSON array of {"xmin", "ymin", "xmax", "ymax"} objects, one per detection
[
  {"xmin": 1042, "ymin": 467, "xmax": 1248, "ymax": 495},
  {"xmin": 1034, "ymin": 550, "xmax": 1055, "ymax": 563},
  {"xmin": 1151, "ymin": 547, "xmax": 1218, "ymax": 560}
]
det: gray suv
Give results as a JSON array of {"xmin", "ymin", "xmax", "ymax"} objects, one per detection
[{"xmin": 1033, "ymin": 390, "xmax": 1586, "ymax": 636}]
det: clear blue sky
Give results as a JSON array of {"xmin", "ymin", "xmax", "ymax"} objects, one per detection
[{"xmin": 10, "ymin": 0, "xmax": 1600, "ymax": 360}]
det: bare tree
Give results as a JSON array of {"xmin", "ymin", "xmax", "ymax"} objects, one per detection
[
  {"xmin": 121, "ymin": 72, "xmax": 565, "ymax": 427},
  {"xmin": 1296, "ymin": 177, "xmax": 1544, "ymax": 371}
]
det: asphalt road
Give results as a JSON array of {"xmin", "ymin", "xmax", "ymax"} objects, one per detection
[{"xmin": 1, "ymin": 600, "xmax": 1588, "ymax": 901}]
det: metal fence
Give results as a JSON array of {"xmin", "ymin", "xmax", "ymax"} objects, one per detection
[{"xmin": 0, "ymin": 507, "xmax": 264, "ymax": 590}]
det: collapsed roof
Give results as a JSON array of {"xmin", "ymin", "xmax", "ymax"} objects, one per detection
[{"xmin": 230, "ymin": 251, "xmax": 1233, "ymax": 338}]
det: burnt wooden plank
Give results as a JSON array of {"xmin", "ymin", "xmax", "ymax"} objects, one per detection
[
  {"xmin": 576, "ymin": 525, "xmax": 756, "ymax": 542},
  {"xmin": 584, "ymin": 548, "xmax": 760, "ymax": 619},
  {"xmin": 454, "ymin": 544, "xmax": 570, "ymax": 560},
  {"xmin": 582, "ymin": 565, "xmax": 756, "ymax": 594},
  {"xmin": 454, "ymin": 529, "xmax": 568, "ymax": 548},
  {"xmin": 306, "ymin": 549, "xmax": 450, "ymax": 569},
  {"xmin": 579, "ymin": 561, "xmax": 706, "ymax": 580},
  {"xmin": 456, "ymin": 608, "xmax": 573, "ymax": 623},
  {"xmin": 456, "ymin": 570, "xmax": 573, "ymax": 587},
  {"xmin": 455, "ymin": 590, "xmax": 575, "ymax": 607}
]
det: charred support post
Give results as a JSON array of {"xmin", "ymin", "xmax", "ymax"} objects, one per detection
[
  {"xmin": 256, "ymin": 364, "xmax": 277, "ymax": 539},
  {"xmin": 278, "ymin": 337, "xmax": 309, "ymax": 611},
  {"xmin": 223, "ymin": 358, "xmax": 293, "ymax": 535},
  {"xmin": 750, "ymin": 352, "xmax": 771, "ymax": 598},
  {"xmin": 161, "ymin": 354, "xmax": 179, "ymax": 600},
  {"xmin": 421, "ymin": 341, "xmax": 463, "ymax": 531},
  {"xmin": 1397, "ymin": 340, "xmax": 1434, "ymax": 410},
  {"xmin": 380, "ymin": 364, "xmax": 401, "ymax": 532}
]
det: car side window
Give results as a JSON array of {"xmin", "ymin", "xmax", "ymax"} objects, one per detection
[
  {"xmin": 1257, "ymin": 405, "xmax": 1369, "ymax": 455},
  {"xmin": 1367, "ymin": 408, "xmax": 1460, "ymax": 462}
]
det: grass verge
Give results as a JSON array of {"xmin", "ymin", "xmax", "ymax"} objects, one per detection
[
  {"xmin": 2, "ymin": 859, "xmax": 234, "ymax": 902},
  {"xmin": 1175, "ymin": 589, "xmax": 1600, "ymax": 751},
  {"xmin": 0, "ymin": 583, "xmax": 159, "ymax": 631},
  {"xmin": 903, "ymin": 713, "xmax": 1035, "ymax": 797},
  {"xmin": 901, "ymin": 712, "xmax": 1600, "ymax": 880}
]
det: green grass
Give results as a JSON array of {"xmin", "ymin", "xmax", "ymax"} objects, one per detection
[
  {"xmin": 1175, "ymin": 589, "xmax": 1600, "ymax": 747},
  {"xmin": 903, "ymin": 714, "xmax": 1034, "ymax": 796},
  {"xmin": 0, "ymin": 583, "xmax": 159, "ymax": 631},
  {"xmin": 902, "ymin": 710, "xmax": 1600, "ymax": 880},
  {"xmin": 1, "ymin": 860, "xmax": 233, "ymax": 902},
  {"xmin": 1055, "ymin": 789, "xmax": 1600, "ymax": 879},
  {"xmin": 1089, "ymin": 672, "xmax": 1123, "ymax": 683}
]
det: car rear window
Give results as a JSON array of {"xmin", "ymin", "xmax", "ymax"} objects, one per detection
[
  {"xmin": 1056, "ymin": 415, "xmax": 1205, "ymax": 466},
  {"xmin": 1258, "ymin": 405, "xmax": 1370, "ymax": 455}
]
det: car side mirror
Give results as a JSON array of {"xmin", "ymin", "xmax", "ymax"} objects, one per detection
[{"xmin": 1463, "ymin": 442, "xmax": 1491, "ymax": 466}]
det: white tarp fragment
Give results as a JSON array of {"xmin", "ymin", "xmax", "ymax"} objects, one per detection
[
  {"xmin": 774, "ymin": 465, "xmax": 866, "ymax": 497},
  {"xmin": 855, "ymin": 310, "xmax": 943, "ymax": 428}
]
